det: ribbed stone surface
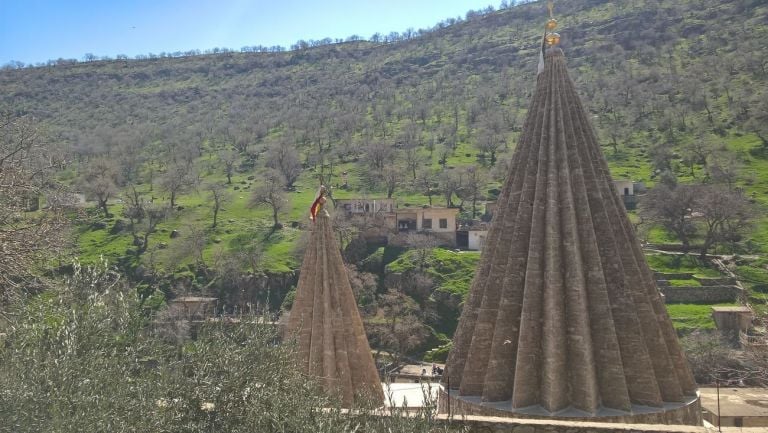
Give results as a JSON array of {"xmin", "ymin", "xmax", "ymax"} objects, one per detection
[
  {"xmin": 443, "ymin": 48, "xmax": 698, "ymax": 424},
  {"xmin": 285, "ymin": 209, "xmax": 383, "ymax": 407}
]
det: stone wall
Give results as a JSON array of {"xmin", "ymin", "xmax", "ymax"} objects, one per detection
[
  {"xmin": 660, "ymin": 286, "xmax": 742, "ymax": 303},
  {"xmin": 439, "ymin": 391, "xmax": 702, "ymax": 426}
]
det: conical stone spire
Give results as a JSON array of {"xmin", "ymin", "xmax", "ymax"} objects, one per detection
[
  {"xmin": 442, "ymin": 49, "xmax": 700, "ymax": 425},
  {"xmin": 285, "ymin": 202, "xmax": 383, "ymax": 408}
]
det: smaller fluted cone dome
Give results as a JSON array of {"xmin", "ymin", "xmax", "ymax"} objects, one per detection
[
  {"xmin": 441, "ymin": 48, "xmax": 700, "ymax": 425},
  {"xmin": 285, "ymin": 209, "xmax": 383, "ymax": 407}
]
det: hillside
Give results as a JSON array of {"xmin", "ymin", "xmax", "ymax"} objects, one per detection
[{"xmin": 2, "ymin": 0, "xmax": 768, "ymax": 329}]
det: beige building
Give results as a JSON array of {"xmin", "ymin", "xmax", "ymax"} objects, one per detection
[
  {"xmin": 335, "ymin": 198, "xmax": 395, "ymax": 215},
  {"xmin": 394, "ymin": 207, "xmax": 458, "ymax": 233}
]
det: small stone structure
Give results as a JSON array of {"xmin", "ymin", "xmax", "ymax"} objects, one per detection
[
  {"xmin": 284, "ymin": 203, "xmax": 383, "ymax": 407},
  {"xmin": 712, "ymin": 306, "xmax": 753, "ymax": 345},
  {"xmin": 441, "ymin": 46, "xmax": 700, "ymax": 425},
  {"xmin": 700, "ymin": 387, "xmax": 768, "ymax": 427},
  {"xmin": 660, "ymin": 286, "xmax": 742, "ymax": 304},
  {"xmin": 168, "ymin": 296, "xmax": 218, "ymax": 320}
]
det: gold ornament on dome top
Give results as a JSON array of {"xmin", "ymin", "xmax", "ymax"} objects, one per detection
[
  {"xmin": 546, "ymin": 18, "xmax": 558, "ymax": 31},
  {"xmin": 545, "ymin": 32, "xmax": 561, "ymax": 46}
]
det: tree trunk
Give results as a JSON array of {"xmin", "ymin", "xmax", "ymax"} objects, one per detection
[{"xmin": 99, "ymin": 199, "xmax": 111, "ymax": 218}]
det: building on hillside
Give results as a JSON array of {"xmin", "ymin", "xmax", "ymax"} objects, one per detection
[
  {"xmin": 456, "ymin": 222, "xmax": 490, "ymax": 251},
  {"xmin": 393, "ymin": 206, "xmax": 459, "ymax": 246},
  {"xmin": 613, "ymin": 179, "xmax": 638, "ymax": 210},
  {"xmin": 335, "ymin": 198, "xmax": 395, "ymax": 215},
  {"xmin": 334, "ymin": 198, "xmax": 460, "ymax": 246}
]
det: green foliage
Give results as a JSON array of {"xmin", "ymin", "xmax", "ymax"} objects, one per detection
[
  {"xmin": 667, "ymin": 279, "xmax": 702, "ymax": 287},
  {"xmin": 386, "ymin": 248, "xmax": 480, "ymax": 298},
  {"xmin": 645, "ymin": 253, "xmax": 723, "ymax": 277},
  {"xmin": 423, "ymin": 342, "xmax": 452, "ymax": 363},
  {"xmin": 0, "ymin": 263, "xmax": 462, "ymax": 433},
  {"xmin": 666, "ymin": 303, "xmax": 738, "ymax": 333},
  {"xmin": 1, "ymin": 0, "xmax": 765, "ymax": 280}
]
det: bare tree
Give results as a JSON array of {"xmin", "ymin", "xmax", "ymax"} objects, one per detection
[
  {"xmin": 380, "ymin": 164, "xmax": 401, "ymax": 199},
  {"xmin": 639, "ymin": 184, "xmax": 698, "ymax": 252},
  {"xmin": 159, "ymin": 162, "xmax": 198, "ymax": 207},
  {"xmin": 402, "ymin": 146, "xmax": 424, "ymax": 180},
  {"xmin": 122, "ymin": 186, "xmax": 170, "ymax": 255},
  {"xmin": 695, "ymin": 186, "xmax": 753, "ymax": 259},
  {"xmin": 250, "ymin": 169, "xmax": 288, "ymax": 229},
  {"xmin": 79, "ymin": 156, "xmax": 120, "ymax": 217},
  {"xmin": 206, "ymin": 182, "xmax": 231, "ymax": 228},
  {"xmin": 406, "ymin": 233, "xmax": 439, "ymax": 271},
  {"xmin": 680, "ymin": 138, "xmax": 715, "ymax": 178},
  {"xmin": 475, "ymin": 130, "xmax": 503, "ymax": 165},
  {"xmin": 0, "ymin": 112, "xmax": 67, "ymax": 297},
  {"xmin": 414, "ymin": 169, "xmax": 436, "ymax": 206},
  {"xmin": 363, "ymin": 141, "xmax": 393, "ymax": 172},
  {"xmin": 218, "ymin": 149, "xmax": 238, "ymax": 184},
  {"xmin": 708, "ymin": 150, "xmax": 743, "ymax": 191},
  {"xmin": 458, "ymin": 165, "xmax": 486, "ymax": 219},
  {"xmin": 372, "ymin": 289, "xmax": 430, "ymax": 365},
  {"xmin": 265, "ymin": 142, "xmax": 302, "ymax": 189},
  {"xmin": 438, "ymin": 169, "xmax": 463, "ymax": 208}
]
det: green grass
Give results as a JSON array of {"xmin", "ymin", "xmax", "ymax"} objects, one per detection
[
  {"xmin": 667, "ymin": 279, "xmax": 702, "ymax": 287},
  {"xmin": 666, "ymin": 303, "xmax": 738, "ymax": 333},
  {"xmin": 386, "ymin": 248, "xmax": 480, "ymax": 298},
  {"xmin": 645, "ymin": 254, "xmax": 722, "ymax": 277}
]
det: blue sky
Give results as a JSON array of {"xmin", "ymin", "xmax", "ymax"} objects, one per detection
[{"xmin": 0, "ymin": 0, "xmax": 501, "ymax": 65}]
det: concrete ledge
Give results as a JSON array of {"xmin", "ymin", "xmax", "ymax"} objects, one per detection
[
  {"xmin": 431, "ymin": 413, "xmax": 756, "ymax": 433},
  {"xmin": 439, "ymin": 389, "xmax": 702, "ymax": 426}
]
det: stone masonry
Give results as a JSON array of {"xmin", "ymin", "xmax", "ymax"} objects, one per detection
[
  {"xmin": 442, "ymin": 48, "xmax": 700, "ymax": 425},
  {"xmin": 285, "ymin": 206, "xmax": 383, "ymax": 407}
]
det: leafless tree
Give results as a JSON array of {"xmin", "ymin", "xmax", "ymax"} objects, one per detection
[
  {"xmin": 345, "ymin": 264, "xmax": 378, "ymax": 314},
  {"xmin": 122, "ymin": 186, "xmax": 170, "ymax": 255},
  {"xmin": 373, "ymin": 289, "xmax": 430, "ymax": 365},
  {"xmin": 380, "ymin": 164, "xmax": 401, "ymax": 199},
  {"xmin": 402, "ymin": 146, "xmax": 424, "ymax": 180},
  {"xmin": 438, "ymin": 169, "xmax": 463, "ymax": 208},
  {"xmin": 708, "ymin": 150, "xmax": 743, "ymax": 191},
  {"xmin": 363, "ymin": 141, "xmax": 393, "ymax": 172},
  {"xmin": 639, "ymin": 184, "xmax": 698, "ymax": 252},
  {"xmin": 695, "ymin": 186, "xmax": 753, "ymax": 259},
  {"xmin": 250, "ymin": 169, "xmax": 288, "ymax": 228},
  {"xmin": 680, "ymin": 137, "xmax": 715, "ymax": 178},
  {"xmin": 79, "ymin": 156, "xmax": 120, "ymax": 217},
  {"xmin": 0, "ymin": 112, "xmax": 67, "ymax": 297},
  {"xmin": 218, "ymin": 149, "xmax": 238, "ymax": 184},
  {"xmin": 458, "ymin": 165, "xmax": 486, "ymax": 219},
  {"xmin": 265, "ymin": 142, "xmax": 302, "ymax": 189},
  {"xmin": 206, "ymin": 182, "xmax": 231, "ymax": 228},
  {"xmin": 475, "ymin": 130, "xmax": 503, "ymax": 165},
  {"xmin": 406, "ymin": 233, "xmax": 439, "ymax": 271},
  {"xmin": 159, "ymin": 162, "xmax": 198, "ymax": 207},
  {"xmin": 414, "ymin": 169, "xmax": 436, "ymax": 206}
]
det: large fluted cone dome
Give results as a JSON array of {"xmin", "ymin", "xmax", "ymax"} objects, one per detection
[
  {"xmin": 285, "ymin": 209, "xmax": 383, "ymax": 407},
  {"xmin": 442, "ymin": 49, "xmax": 700, "ymax": 425}
]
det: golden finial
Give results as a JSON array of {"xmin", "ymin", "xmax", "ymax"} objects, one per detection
[{"xmin": 544, "ymin": 0, "xmax": 560, "ymax": 47}]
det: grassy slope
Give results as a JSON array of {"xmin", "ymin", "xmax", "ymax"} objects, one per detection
[{"xmin": 1, "ymin": 1, "xmax": 766, "ymax": 301}]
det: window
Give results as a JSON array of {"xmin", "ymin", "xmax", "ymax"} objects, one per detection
[
  {"xmin": 623, "ymin": 187, "xmax": 630, "ymax": 196},
  {"xmin": 422, "ymin": 218, "xmax": 432, "ymax": 229},
  {"xmin": 439, "ymin": 218, "xmax": 448, "ymax": 229}
]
